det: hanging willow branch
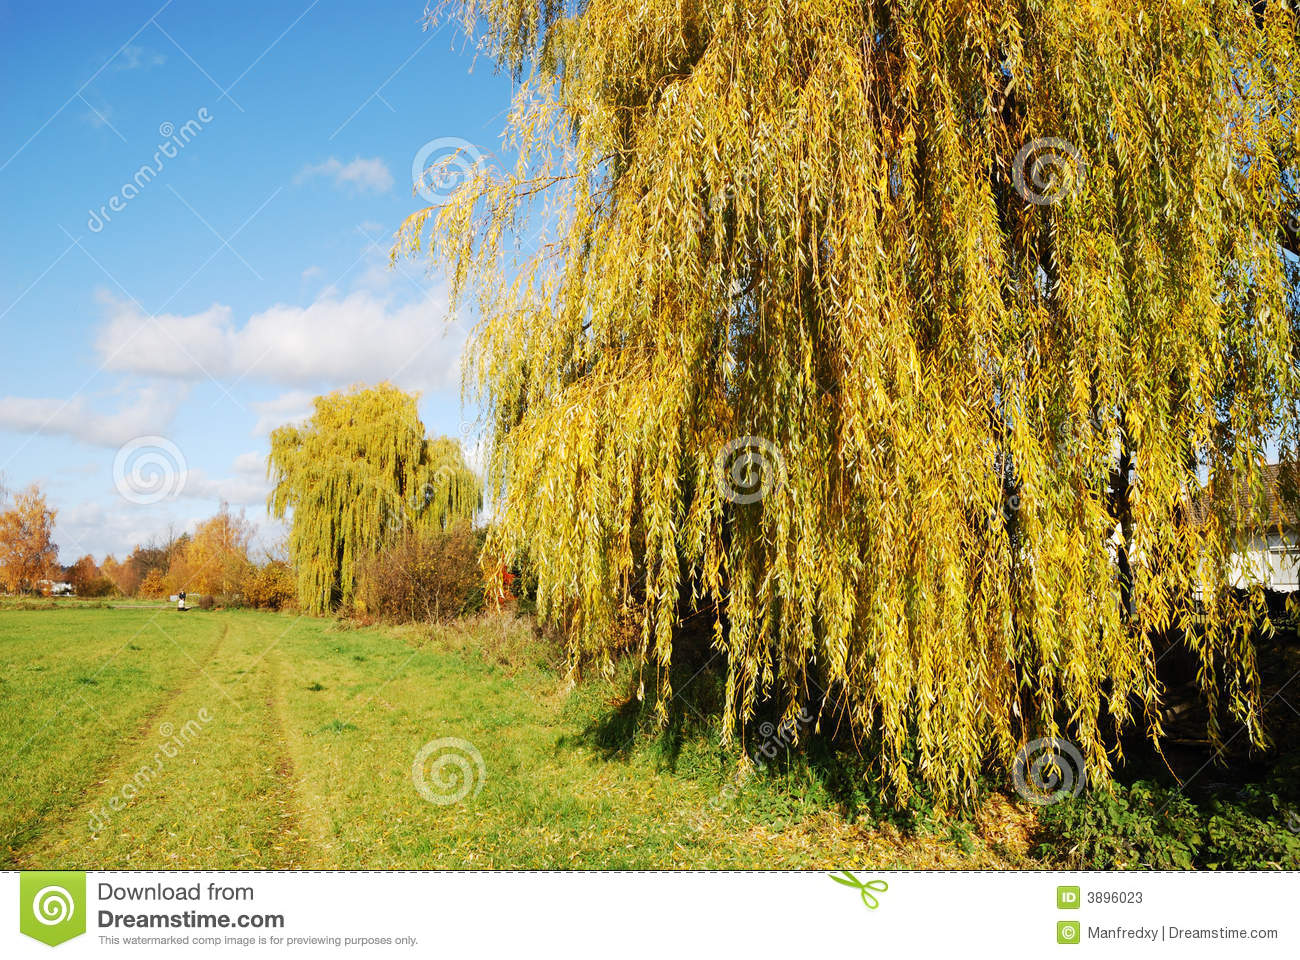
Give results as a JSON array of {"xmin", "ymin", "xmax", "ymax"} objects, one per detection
[
  {"xmin": 268, "ymin": 383, "xmax": 482, "ymax": 614},
  {"xmin": 398, "ymin": 0, "xmax": 1300, "ymax": 803}
]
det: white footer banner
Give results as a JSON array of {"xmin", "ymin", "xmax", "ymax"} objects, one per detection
[{"xmin": 4, "ymin": 871, "xmax": 1297, "ymax": 956}]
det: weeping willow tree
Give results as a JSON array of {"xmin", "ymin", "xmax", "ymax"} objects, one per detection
[
  {"xmin": 397, "ymin": 0, "xmax": 1300, "ymax": 803},
  {"xmin": 268, "ymin": 383, "xmax": 481, "ymax": 614}
]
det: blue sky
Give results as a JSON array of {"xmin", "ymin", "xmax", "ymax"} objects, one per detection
[{"xmin": 0, "ymin": 0, "xmax": 517, "ymax": 561}]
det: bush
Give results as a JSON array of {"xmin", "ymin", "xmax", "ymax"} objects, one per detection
[
  {"xmin": 78, "ymin": 577, "xmax": 115, "ymax": 598},
  {"xmin": 356, "ymin": 523, "xmax": 485, "ymax": 623},
  {"xmin": 137, "ymin": 569, "xmax": 170, "ymax": 599},
  {"xmin": 1034, "ymin": 779, "xmax": 1300, "ymax": 870},
  {"xmin": 245, "ymin": 561, "xmax": 296, "ymax": 611},
  {"xmin": 198, "ymin": 594, "xmax": 215, "ymax": 610}
]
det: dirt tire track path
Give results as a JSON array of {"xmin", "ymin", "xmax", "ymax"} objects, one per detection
[
  {"xmin": 260, "ymin": 646, "xmax": 337, "ymax": 867},
  {"xmin": 13, "ymin": 619, "xmax": 231, "ymax": 865}
]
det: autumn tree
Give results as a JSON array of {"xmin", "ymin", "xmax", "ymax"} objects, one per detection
[
  {"xmin": 65, "ymin": 554, "xmax": 113, "ymax": 597},
  {"xmin": 65, "ymin": 554, "xmax": 96, "ymax": 591},
  {"xmin": 137, "ymin": 568, "xmax": 169, "ymax": 600},
  {"xmin": 268, "ymin": 383, "xmax": 482, "ymax": 613},
  {"xmin": 101, "ymin": 553, "xmax": 139, "ymax": 597},
  {"xmin": 0, "ymin": 484, "xmax": 59, "ymax": 594},
  {"xmin": 125, "ymin": 533, "xmax": 187, "ymax": 589},
  {"xmin": 172, "ymin": 505, "xmax": 254, "ymax": 597},
  {"xmin": 244, "ymin": 561, "xmax": 296, "ymax": 611},
  {"xmin": 399, "ymin": 0, "xmax": 1300, "ymax": 802}
]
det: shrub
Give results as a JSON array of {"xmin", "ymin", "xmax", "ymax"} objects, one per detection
[
  {"xmin": 78, "ymin": 576, "xmax": 116, "ymax": 598},
  {"xmin": 137, "ymin": 569, "xmax": 170, "ymax": 599},
  {"xmin": 356, "ymin": 522, "xmax": 485, "ymax": 623},
  {"xmin": 245, "ymin": 561, "xmax": 296, "ymax": 611},
  {"xmin": 198, "ymin": 594, "xmax": 215, "ymax": 610},
  {"xmin": 1034, "ymin": 780, "xmax": 1300, "ymax": 870}
]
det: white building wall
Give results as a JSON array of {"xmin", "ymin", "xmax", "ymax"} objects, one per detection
[{"xmin": 1227, "ymin": 534, "xmax": 1300, "ymax": 592}]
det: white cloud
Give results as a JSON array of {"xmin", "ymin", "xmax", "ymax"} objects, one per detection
[
  {"xmin": 0, "ymin": 386, "xmax": 183, "ymax": 448},
  {"xmin": 233, "ymin": 451, "xmax": 266, "ymax": 474},
  {"xmin": 51, "ymin": 444, "xmax": 280, "ymax": 560},
  {"xmin": 54, "ymin": 496, "xmax": 283, "ymax": 564},
  {"xmin": 295, "ymin": 157, "xmax": 393, "ymax": 193},
  {"xmin": 251, "ymin": 390, "xmax": 316, "ymax": 436},
  {"xmin": 114, "ymin": 44, "xmax": 166, "ymax": 71},
  {"xmin": 181, "ymin": 468, "xmax": 268, "ymax": 506},
  {"xmin": 53, "ymin": 499, "xmax": 201, "ymax": 563},
  {"xmin": 95, "ymin": 288, "xmax": 466, "ymax": 392},
  {"xmin": 172, "ymin": 450, "xmax": 273, "ymax": 507}
]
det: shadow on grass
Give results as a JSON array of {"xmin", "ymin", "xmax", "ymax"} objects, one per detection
[
  {"xmin": 556, "ymin": 657, "xmax": 715, "ymax": 773},
  {"xmin": 553, "ymin": 635, "xmax": 944, "ymax": 836}
]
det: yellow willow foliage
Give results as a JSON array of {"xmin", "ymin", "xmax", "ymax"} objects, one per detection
[
  {"xmin": 268, "ymin": 383, "xmax": 482, "ymax": 614},
  {"xmin": 397, "ymin": 0, "xmax": 1300, "ymax": 803}
]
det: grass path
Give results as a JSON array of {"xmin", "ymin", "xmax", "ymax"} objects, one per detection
[{"xmin": 1, "ymin": 605, "xmax": 1026, "ymax": 868}]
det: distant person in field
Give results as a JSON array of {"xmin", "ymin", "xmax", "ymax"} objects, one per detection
[{"xmin": 178, "ymin": 589, "xmax": 186, "ymax": 611}]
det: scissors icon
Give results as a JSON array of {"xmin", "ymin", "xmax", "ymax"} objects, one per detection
[{"xmin": 829, "ymin": 871, "xmax": 889, "ymax": 909}]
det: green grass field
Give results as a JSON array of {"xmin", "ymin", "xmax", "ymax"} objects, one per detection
[{"xmin": 0, "ymin": 603, "xmax": 1021, "ymax": 869}]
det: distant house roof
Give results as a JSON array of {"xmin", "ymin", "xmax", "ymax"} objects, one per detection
[{"xmin": 1192, "ymin": 462, "xmax": 1300, "ymax": 531}]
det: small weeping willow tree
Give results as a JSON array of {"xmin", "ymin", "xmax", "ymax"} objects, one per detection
[
  {"xmin": 268, "ymin": 383, "xmax": 481, "ymax": 614},
  {"xmin": 397, "ymin": 0, "xmax": 1300, "ymax": 803}
]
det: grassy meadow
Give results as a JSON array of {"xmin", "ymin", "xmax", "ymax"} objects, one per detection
[{"xmin": 0, "ymin": 602, "xmax": 1026, "ymax": 869}]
